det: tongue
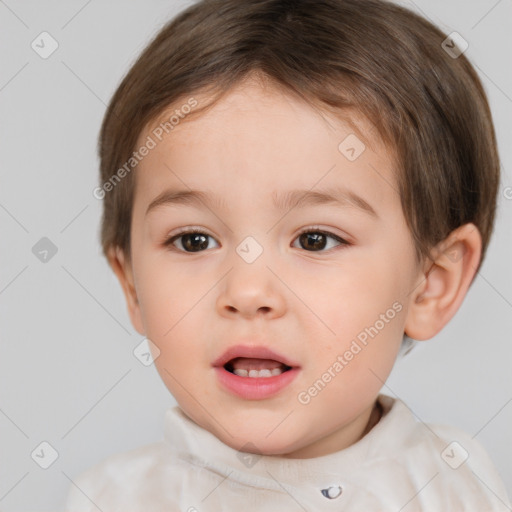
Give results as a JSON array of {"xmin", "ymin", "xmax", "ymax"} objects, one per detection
[{"xmin": 230, "ymin": 357, "xmax": 286, "ymax": 371}]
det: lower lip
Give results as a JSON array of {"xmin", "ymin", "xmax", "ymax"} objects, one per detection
[{"xmin": 214, "ymin": 366, "xmax": 300, "ymax": 400}]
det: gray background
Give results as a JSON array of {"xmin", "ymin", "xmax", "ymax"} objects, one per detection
[{"xmin": 0, "ymin": 0, "xmax": 511, "ymax": 510}]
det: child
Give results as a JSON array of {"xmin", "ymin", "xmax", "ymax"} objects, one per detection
[{"xmin": 64, "ymin": 0, "xmax": 511, "ymax": 510}]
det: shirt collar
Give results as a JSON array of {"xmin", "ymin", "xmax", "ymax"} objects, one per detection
[{"xmin": 163, "ymin": 394, "xmax": 413, "ymax": 489}]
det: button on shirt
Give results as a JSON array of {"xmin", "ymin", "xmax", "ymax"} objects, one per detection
[{"xmin": 63, "ymin": 394, "xmax": 511, "ymax": 511}]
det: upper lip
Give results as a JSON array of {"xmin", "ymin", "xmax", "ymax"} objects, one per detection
[{"xmin": 212, "ymin": 344, "xmax": 300, "ymax": 368}]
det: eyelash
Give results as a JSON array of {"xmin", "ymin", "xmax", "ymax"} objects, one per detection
[{"xmin": 164, "ymin": 226, "xmax": 351, "ymax": 253}]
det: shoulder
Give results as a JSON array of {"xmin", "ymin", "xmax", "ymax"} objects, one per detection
[
  {"xmin": 429, "ymin": 423, "xmax": 510, "ymax": 510},
  {"xmin": 428, "ymin": 421, "xmax": 508, "ymax": 492},
  {"xmin": 62, "ymin": 441, "xmax": 182, "ymax": 511},
  {"xmin": 366, "ymin": 396, "xmax": 511, "ymax": 511}
]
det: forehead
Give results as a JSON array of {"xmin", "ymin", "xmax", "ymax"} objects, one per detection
[
  {"xmin": 134, "ymin": 80, "xmax": 398, "ymax": 215},
  {"xmin": 146, "ymin": 80, "xmax": 384, "ymax": 149}
]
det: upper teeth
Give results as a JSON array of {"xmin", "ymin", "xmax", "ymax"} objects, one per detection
[{"xmin": 233, "ymin": 368, "xmax": 284, "ymax": 378}]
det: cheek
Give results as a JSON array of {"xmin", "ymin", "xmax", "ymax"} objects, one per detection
[
  {"xmin": 134, "ymin": 260, "xmax": 206, "ymax": 395},
  {"xmin": 134, "ymin": 256, "xmax": 217, "ymax": 369},
  {"xmin": 296, "ymin": 250, "xmax": 408, "ymax": 373},
  {"xmin": 300, "ymin": 255, "xmax": 404, "ymax": 328},
  {"xmin": 134, "ymin": 256, "xmax": 192, "ymax": 339}
]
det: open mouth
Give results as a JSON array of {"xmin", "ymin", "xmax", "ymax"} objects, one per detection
[
  {"xmin": 214, "ymin": 347, "xmax": 300, "ymax": 399},
  {"xmin": 223, "ymin": 357, "xmax": 293, "ymax": 378}
]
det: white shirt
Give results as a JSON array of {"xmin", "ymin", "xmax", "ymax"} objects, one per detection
[{"xmin": 63, "ymin": 394, "xmax": 511, "ymax": 511}]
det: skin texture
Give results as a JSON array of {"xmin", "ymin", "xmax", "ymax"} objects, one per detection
[{"xmin": 108, "ymin": 76, "xmax": 482, "ymax": 458}]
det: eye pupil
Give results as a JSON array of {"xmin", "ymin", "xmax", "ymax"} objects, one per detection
[
  {"xmin": 300, "ymin": 232, "xmax": 326, "ymax": 251},
  {"xmin": 183, "ymin": 233, "xmax": 209, "ymax": 252}
]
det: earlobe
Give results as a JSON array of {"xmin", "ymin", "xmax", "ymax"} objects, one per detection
[
  {"xmin": 404, "ymin": 223, "xmax": 482, "ymax": 341},
  {"xmin": 107, "ymin": 246, "xmax": 146, "ymax": 335}
]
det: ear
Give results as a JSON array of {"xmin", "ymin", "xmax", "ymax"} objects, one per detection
[
  {"xmin": 107, "ymin": 246, "xmax": 145, "ymax": 335},
  {"xmin": 404, "ymin": 223, "xmax": 482, "ymax": 341}
]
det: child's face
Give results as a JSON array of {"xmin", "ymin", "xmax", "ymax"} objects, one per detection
[{"xmin": 121, "ymin": 79, "xmax": 424, "ymax": 458}]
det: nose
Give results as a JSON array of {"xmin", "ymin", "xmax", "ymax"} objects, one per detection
[{"xmin": 216, "ymin": 258, "xmax": 287, "ymax": 320}]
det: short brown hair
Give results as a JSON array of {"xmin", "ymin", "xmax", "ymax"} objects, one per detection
[{"xmin": 97, "ymin": 0, "xmax": 500, "ymax": 273}]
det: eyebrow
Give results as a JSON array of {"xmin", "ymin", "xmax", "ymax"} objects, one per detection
[{"xmin": 145, "ymin": 186, "xmax": 378, "ymax": 218}]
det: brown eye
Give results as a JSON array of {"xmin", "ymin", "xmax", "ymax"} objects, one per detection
[
  {"xmin": 166, "ymin": 230, "xmax": 219, "ymax": 252},
  {"xmin": 299, "ymin": 232, "xmax": 327, "ymax": 251},
  {"xmin": 293, "ymin": 230, "xmax": 348, "ymax": 252}
]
